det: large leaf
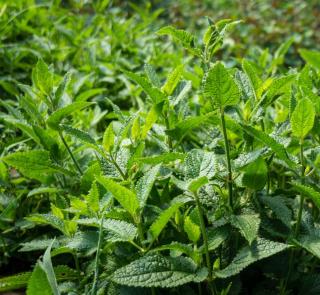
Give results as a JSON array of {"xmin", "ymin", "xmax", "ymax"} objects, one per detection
[
  {"xmin": 111, "ymin": 254, "xmax": 207, "ymax": 288},
  {"xmin": 27, "ymin": 264, "xmax": 52, "ymax": 295},
  {"xmin": 103, "ymin": 219, "xmax": 137, "ymax": 242},
  {"xmin": 96, "ymin": 176, "xmax": 140, "ymax": 217},
  {"xmin": 242, "ymin": 157, "xmax": 267, "ymax": 190},
  {"xmin": 299, "ymin": 49, "xmax": 320, "ymax": 71},
  {"xmin": 162, "ymin": 65, "xmax": 184, "ymax": 95},
  {"xmin": 202, "ymin": 62, "xmax": 240, "ymax": 109},
  {"xmin": 214, "ymin": 238, "xmax": 290, "ymax": 278},
  {"xmin": 290, "ymin": 98, "xmax": 315, "ymax": 139},
  {"xmin": 296, "ymin": 235, "xmax": 320, "ymax": 260}
]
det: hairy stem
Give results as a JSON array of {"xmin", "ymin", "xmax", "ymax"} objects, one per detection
[
  {"xmin": 194, "ymin": 191, "xmax": 214, "ymax": 294},
  {"xmin": 91, "ymin": 216, "xmax": 104, "ymax": 295},
  {"xmin": 220, "ymin": 108, "xmax": 233, "ymax": 209},
  {"xmin": 59, "ymin": 132, "xmax": 83, "ymax": 175}
]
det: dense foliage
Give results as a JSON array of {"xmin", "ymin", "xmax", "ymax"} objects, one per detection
[{"xmin": 1, "ymin": 1, "xmax": 320, "ymax": 294}]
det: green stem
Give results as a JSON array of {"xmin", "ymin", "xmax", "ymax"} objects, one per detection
[
  {"xmin": 110, "ymin": 154, "xmax": 126, "ymax": 180},
  {"xmin": 72, "ymin": 250, "xmax": 80, "ymax": 282},
  {"xmin": 91, "ymin": 216, "xmax": 104, "ymax": 295},
  {"xmin": 59, "ymin": 132, "xmax": 83, "ymax": 175},
  {"xmin": 164, "ymin": 111, "xmax": 173, "ymax": 151},
  {"xmin": 220, "ymin": 109, "xmax": 233, "ymax": 209},
  {"xmin": 194, "ymin": 191, "xmax": 214, "ymax": 294}
]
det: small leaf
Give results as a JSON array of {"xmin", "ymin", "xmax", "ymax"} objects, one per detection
[
  {"xmin": 111, "ymin": 254, "xmax": 207, "ymax": 288},
  {"xmin": 292, "ymin": 183, "xmax": 320, "ymax": 209},
  {"xmin": 202, "ymin": 62, "xmax": 240, "ymax": 109},
  {"xmin": 47, "ymin": 102, "xmax": 94, "ymax": 130},
  {"xmin": 188, "ymin": 176, "xmax": 209, "ymax": 193},
  {"xmin": 33, "ymin": 59, "xmax": 53, "ymax": 96},
  {"xmin": 296, "ymin": 235, "xmax": 320, "ymax": 259},
  {"xmin": 162, "ymin": 65, "xmax": 184, "ymax": 95},
  {"xmin": 299, "ymin": 49, "xmax": 320, "ymax": 71},
  {"xmin": 141, "ymin": 105, "xmax": 158, "ymax": 139},
  {"xmin": 53, "ymin": 72, "xmax": 71, "ymax": 108},
  {"xmin": 96, "ymin": 176, "xmax": 140, "ymax": 217},
  {"xmin": 103, "ymin": 219, "xmax": 137, "ymax": 242},
  {"xmin": 137, "ymin": 152, "xmax": 185, "ymax": 164},
  {"xmin": 103, "ymin": 123, "xmax": 115, "ymax": 153},
  {"xmin": 184, "ymin": 216, "xmax": 201, "ymax": 243},
  {"xmin": 290, "ymin": 98, "xmax": 315, "ymax": 139},
  {"xmin": 242, "ymin": 157, "xmax": 267, "ymax": 190}
]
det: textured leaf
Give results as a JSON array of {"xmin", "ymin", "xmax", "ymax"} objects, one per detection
[
  {"xmin": 97, "ymin": 176, "xmax": 140, "ymax": 217},
  {"xmin": 290, "ymin": 98, "xmax": 315, "ymax": 139},
  {"xmin": 137, "ymin": 153, "xmax": 185, "ymax": 164},
  {"xmin": 103, "ymin": 123, "xmax": 115, "ymax": 153},
  {"xmin": 299, "ymin": 49, "xmax": 320, "ymax": 70},
  {"xmin": 260, "ymin": 196, "xmax": 291, "ymax": 226},
  {"xmin": 111, "ymin": 254, "xmax": 207, "ymax": 288},
  {"xmin": 47, "ymin": 102, "xmax": 94, "ymax": 130},
  {"xmin": 162, "ymin": 65, "xmax": 184, "ymax": 95},
  {"xmin": 20, "ymin": 239, "xmax": 58, "ymax": 252},
  {"xmin": 230, "ymin": 214, "xmax": 260, "ymax": 245},
  {"xmin": 215, "ymin": 238, "xmax": 290, "ymax": 278},
  {"xmin": 157, "ymin": 26, "xmax": 200, "ymax": 56},
  {"xmin": 0, "ymin": 272, "xmax": 31, "ymax": 292},
  {"xmin": 206, "ymin": 226, "xmax": 229, "ymax": 251},
  {"xmin": 103, "ymin": 219, "xmax": 137, "ymax": 242},
  {"xmin": 202, "ymin": 62, "xmax": 240, "ymax": 108},
  {"xmin": 66, "ymin": 231, "xmax": 98, "ymax": 250},
  {"xmin": 53, "ymin": 72, "xmax": 71, "ymax": 108},
  {"xmin": 292, "ymin": 183, "xmax": 320, "ymax": 209},
  {"xmin": 136, "ymin": 165, "xmax": 161, "ymax": 209},
  {"xmin": 124, "ymin": 70, "xmax": 166, "ymax": 103},
  {"xmin": 144, "ymin": 64, "xmax": 161, "ymax": 87},
  {"xmin": 151, "ymin": 242, "xmax": 194, "ymax": 257},
  {"xmin": 242, "ymin": 157, "xmax": 267, "ymax": 190},
  {"xmin": 26, "ymin": 213, "xmax": 66, "ymax": 235},
  {"xmin": 188, "ymin": 176, "xmax": 209, "ymax": 193},
  {"xmin": 296, "ymin": 235, "xmax": 320, "ymax": 259},
  {"xmin": 86, "ymin": 181, "xmax": 100, "ymax": 213},
  {"xmin": 141, "ymin": 105, "xmax": 158, "ymax": 139},
  {"xmin": 3, "ymin": 150, "xmax": 71, "ymax": 180},
  {"xmin": 184, "ymin": 216, "xmax": 201, "ymax": 243},
  {"xmin": 242, "ymin": 59, "xmax": 262, "ymax": 100},
  {"xmin": 240, "ymin": 124, "xmax": 295, "ymax": 168},
  {"xmin": 27, "ymin": 187, "xmax": 62, "ymax": 198},
  {"xmin": 33, "ymin": 59, "xmax": 53, "ymax": 96}
]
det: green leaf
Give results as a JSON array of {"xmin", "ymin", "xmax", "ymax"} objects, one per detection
[
  {"xmin": 103, "ymin": 219, "xmax": 137, "ymax": 242},
  {"xmin": 137, "ymin": 152, "xmax": 186, "ymax": 164},
  {"xmin": 206, "ymin": 226, "xmax": 229, "ymax": 251},
  {"xmin": 111, "ymin": 254, "xmax": 207, "ymax": 288},
  {"xmin": 162, "ymin": 65, "xmax": 184, "ymax": 95},
  {"xmin": 33, "ymin": 59, "xmax": 53, "ymax": 96},
  {"xmin": 0, "ymin": 272, "xmax": 31, "ymax": 292},
  {"xmin": 299, "ymin": 49, "xmax": 320, "ymax": 71},
  {"xmin": 2, "ymin": 150, "xmax": 71, "ymax": 180},
  {"xmin": 157, "ymin": 26, "xmax": 200, "ymax": 56},
  {"xmin": 242, "ymin": 59, "xmax": 262, "ymax": 100},
  {"xmin": 188, "ymin": 176, "xmax": 209, "ymax": 193},
  {"xmin": 141, "ymin": 105, "xmax": 159, "ymax": 139},
  {"xmin": 135, "ymin": 164, "xmax": 161, "ymax": 209},
  {"xmin": 27, "ymin": 264, "xmax": 52, "ymax": 295},
  {"xmin": 296, "ymin": 235, "xmax": 320, "ymax": 259},
  {"xmin": 47, "ymin": 102, "xmax": 94, "ymax": 130},
  {"xmin": 86, "ymin": 181, "xmax": 100, "ymax": 213},
  {"xmin": 202, "ymin": 62, "xmax": 240, "ymax": 109},
  {"xmin": 149, "ymin": 202, "xmax": 183, "ymax": 240},
  {"xmin": 96, "ymin": 176, "xmax": 140, "ymax": 217},
  {"xmin": 103, "ymin": 123, "xmax": 115, "ymax": 153},
  {"xmin": 27, "ymin": 187, "xmax": 62, "ymax": 198},
  {"xmin": 26, "ymin": 213, "xmax": 67, "ymax": 235},
  {"xmin": 230, "ymin": 214, "xmax": 260, "ymax": 245},
  {"xmin": 144, "ymin": 64, "xmax": 161, "ymax": 88},
  {"xmin": 242, "ymin": 157, "xmax": 267, "ymax": 190},
  {"xmin": 215, "ymin": 238, "xmax": 290, "ymax": 278},
  {"xmin": 53, "ymin": 72, "xmax": 71, "ymax": 108},
  {"xmin": 38, "ymin": 240, "xmax": 60, "ymax": 295},
  {"xmin": 184, "ymin": 216, "xmax": 201, "ymax": 243},
  {"xmin": 240, "ymin": 124, "xmax": 295, "ymax": 168},
  {"xmin": 292, "ymin": 183, "xmax": 320, "ymax": 209},
  {"xmin": 260, "ymin": 196, "xmax": 291, "ymax": 226},
  {"xmin": 290, "ymin": 98, "xmax": 315, "ymax": 139},
  {"xmin": 124, "ymin": 70, "xmax": 166, "ymax": 103},
  {"xmin": 151, "ymin": 242, "xmax": 194, "ymax": 258}
]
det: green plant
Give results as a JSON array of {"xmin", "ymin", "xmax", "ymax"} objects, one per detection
[{"xmin": 1, "ymin": 5, "xmax": 320, "ymax": 295}]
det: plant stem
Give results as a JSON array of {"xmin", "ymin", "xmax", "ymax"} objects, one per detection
[
  {"xmin": 59, "ymin": 132, "xmax": 83, "ymax": 175},
  {"xmin": 110, "ymin": 154, "xmax": 126, "ymax": 180},
  {"xmin": 91, "ymin": 216, "xmax": 104, "ymax": 295},
  {"xmin": 164, "ymin": 111, "xmax": 173, "ymax": 151},
  {"xmin": 194, "ymin": 191, "xmax": 214, "ymax": 294},
  {"xmin": 220, "ymin": 108, "xmax": 233, "ymax": 209}
]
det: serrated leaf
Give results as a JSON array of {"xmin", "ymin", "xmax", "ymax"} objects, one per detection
[
  {"xmin": 206, "ymin": 226, "xmax": 229, "ymax": 251},
  {"xmin": 230, "ymin": 214, "xmax": 260, "ymax": 245},
  {"xmin": 290, "ymin": 98, "xmax": 315, "ymax": 139},
  {"xmin": 260, "ymin": 196, "xmax": 291, "ymax": 226},
  {"xmin": 26, "ymin": 213, "xmax": 67, "ymax": 235},
  {"xmin": 47, "ymin": 102, "xmax": 94, "ymax": 130},
  {"xmin": 188, "ymin": 176, "xmax": 209, "ymax": 193},
  {"xmin": 141, "ymin": 105, "xmax": 158, "ymax": 139},
  {"xmin": 2, "ymin": 150, "xmax": 71, "ymax": 180},
  {"xmin": 27, "ymin": 187, "xmax": 62, "ymax": 198},
  {"xmin": 151, "ymin": 242, "xmax": 194, "ymax": 257},
  {"xmin": 33, "ymin": 59, "xmax": 53, "ymax": 96},
  {"xmin": 162, "ymin": 65, "xmax": 184, "ymax": 95},
  {"xmin": 215, "ymin": 238, "xmax": 290, "ymax": 278},
  {"xmin": 20, "ymin": 239, "xmax": 58, "ymax": 252},
  {"xmin": 86, "ymin": 181, "xmax": 100, "ymax": 213},
  {"xmin": 202, "ymin": 62, "xmax": 240, "ymax": 109},
  {"xmin": 96, "ymin": 176, "xmax": 139, "ymax": 217},
  {"xmin": 66, "ymin": 231, "xmax": 98, "ymax": 250},
  {"xmin": 184, "ymin": 216, "xmax": 201, "ymax": 243},
  {"xmin": 296, "ymin": 235, "xmax": 320, "ymax": 259},
  {"xmin": 53, "ymin": 72, "xmax": 71, "ymax": 108},
  {"xmin": 149, "ymin": 202, "xmax": 183, "ymax": 240},
  {"xmin": 111, "ymin": 254, "xmax": 207, "ymax": 288},
  {"xmin": 157, "ymin": 26, "xmax": 200, "ymax": 56},
  {"xmin": 103, "ymin": 219, "xmax": 137, "ymax": 242},
  {"xmin": 240, "ymin": 124, "xmax": 295, "ymax": 168},
  {"xmin": 242, "ymin": 59, "xmax": 262, "ymax": 100},
  {"xmin": 292, "ymin": 183, "xmax": 320, "ymax": 209},
  {"xmin": 124, "ymin": 70, "xmax": 166, "ymax": 103},
  {"xmin": 103, "ymin": 123, "xmax": 115, "ymax": 153},
  {"xmin": 136, "ymin": 164, "xmax": 160, "ymax": 209},
  {"xmin": 144, "ymin": 64, "xmax": 161, "ymax": 87},
  {"xmin": 137, "ymin": 152, "xmax": 185, "ymax": 164},
  {"xmin": 299, "ymin": 49, "xmax": 320, "ymax": 70}
]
